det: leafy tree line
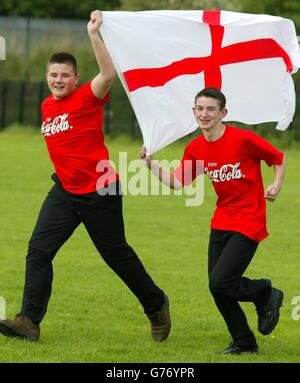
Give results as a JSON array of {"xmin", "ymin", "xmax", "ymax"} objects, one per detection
[
  {"xmin": 0, "ymin": 0, "xmax": 121, "ymax": 19},
  {"xmin": 0, "ymin": 0, "xmax": 298, "ymax": 33},
  {"xmin": 0, "ymin": 0, "xmax": 299, "ymax": 31},
  {"xmin": 1, "ymin": 0, "xmax": 299, "ymax": 142}
]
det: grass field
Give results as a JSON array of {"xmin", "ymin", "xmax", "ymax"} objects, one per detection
[{"xmin": 0, "ymin": 126, "xmax": 299, "ymax": 363}]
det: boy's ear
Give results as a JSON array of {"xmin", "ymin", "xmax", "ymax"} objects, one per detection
[{"xmin": 221, "ymin": 108, "xmax": 228, "ymax": 119}]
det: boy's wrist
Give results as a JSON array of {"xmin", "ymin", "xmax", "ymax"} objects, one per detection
[
  {"xmin": 88, "ymin": 29, "xmax": 100, "ymax": 38},
  {"xmin": 273, "ymin": 182, "xmax": 282, "ymax": 189}
]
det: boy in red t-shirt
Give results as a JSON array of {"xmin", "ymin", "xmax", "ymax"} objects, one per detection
[
  {"xmin": 0, "ymin": 10, "xmax": 170, "ymax": 343},
  {"xmin": 140, "ymin": 87, "xmax": 285, "ymax": 354}
]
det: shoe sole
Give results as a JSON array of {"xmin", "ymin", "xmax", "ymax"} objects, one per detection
[
  {"xmin": 219, "ymin": 349, "xmax": 259, "ymax": 355},
  {"xmin": 0, "ymin": 322, "xmax": 39, "ymax": 341},
  {"xmin": 260, "ymin": 290, "xmax": 284, "ymax": 335}
]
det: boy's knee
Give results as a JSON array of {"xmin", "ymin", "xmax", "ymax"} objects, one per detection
[
  {"xmin": 27, "ymin": 245, "xmax": 55, "ymax": 263},
  {"xmin": 209, "ymin": 276, "xmax": 220, "ymax": 295},
  {"xmin": 209, "ymin": 275, "xmax": 233, "ymax": 296}
]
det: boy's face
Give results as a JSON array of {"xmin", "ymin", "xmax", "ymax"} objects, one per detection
[
  {"xmin": 193, "ymin": 96, "xmax": 227, "ymax": 131},
  {"xmin": 47, "ymin": 63, "xmax": 79, "ymax": 100}
]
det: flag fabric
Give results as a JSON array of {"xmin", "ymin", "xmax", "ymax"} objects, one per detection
[{"xmin": 100, "ymin": 10, "xmax": 300, "ymax": 154}]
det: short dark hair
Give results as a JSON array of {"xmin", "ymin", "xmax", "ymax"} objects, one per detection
[
  {"xmin": 47, "ymin": 52, "xmax": 77, "ymax": 74},
  {"xmin": 194, "ymin": 87, "xmax": 226, "ymax": 110}
]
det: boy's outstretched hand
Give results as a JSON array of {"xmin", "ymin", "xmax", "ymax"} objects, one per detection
[{"xmin": 87, "ymin": 10, "xmax": 103, "ymax": 35}]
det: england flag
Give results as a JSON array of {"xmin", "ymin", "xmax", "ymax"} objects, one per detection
[{"xmin": 100, "ymin": 10, "xmax": 300, "ymax": 154}]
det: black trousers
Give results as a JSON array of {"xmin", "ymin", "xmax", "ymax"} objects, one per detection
[
  {"xmin": 21, "ymin": 176, "xmax": 165, "ymax": 324},
  {"xmin": 208, "ymin": 229, "xmax": 272, "ymax": 346}
]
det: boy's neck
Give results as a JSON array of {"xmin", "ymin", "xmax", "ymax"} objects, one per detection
[{"xmin": 202, "ymin": 122, "xmax": 226, "ymax": 142}]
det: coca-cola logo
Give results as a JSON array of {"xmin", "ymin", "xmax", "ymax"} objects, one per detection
[
  {"xmin": 204, "ymin": 162, "xmax": 244, "ymax": 182},
  {"xmin": 41, "ymin": 113, "xmax": 73, "ymax": 137}
]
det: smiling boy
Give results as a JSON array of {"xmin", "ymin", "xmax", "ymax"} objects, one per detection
[{"xmin": 140, "ymin": 87, "xmax": 285, "ymax": 354}]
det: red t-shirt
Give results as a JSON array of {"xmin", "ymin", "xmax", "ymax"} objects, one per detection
[
  {"xmin": 174, "ymin": 125, "xmax": 284, "ymax": 242},
  {"xmin": 41, "ymin": 82, "xmax": 118, "ymax": 194}
]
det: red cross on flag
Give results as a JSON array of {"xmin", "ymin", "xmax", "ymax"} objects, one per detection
[{"xmin": 100, "ymin": 10, "xmax": 300, "ymax": 154}]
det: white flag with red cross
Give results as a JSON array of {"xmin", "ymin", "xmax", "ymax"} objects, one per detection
[{"xmin": 100, "ymin": 10, "xmax": 300, "ymax": 154}]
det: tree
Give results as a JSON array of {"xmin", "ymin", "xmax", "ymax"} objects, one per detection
[
  {"xmin": 120, "ymin": 0, "xmax": 241, "ymax": 11},
  {"xmin": 119, "ymin": 0, "xmax": 299, "ymax": 33},
  {"xmin": 240, "ymin": 0, "xmax": 300, "ymax": 33},
  {"xmin": 0, "ymin": 0, "xmax": 121, "ymax": 19}
]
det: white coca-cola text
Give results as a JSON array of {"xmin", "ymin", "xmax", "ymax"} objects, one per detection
[
  {"xmin": 205, "ymin": 162, "xmax": 243, "ymax": 183},
  {"xmin": 41, "ymin": 113, "xmax": 73, "ymax": 136}
]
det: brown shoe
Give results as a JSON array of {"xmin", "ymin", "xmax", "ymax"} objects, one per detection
[
  {"xmin": 147, "ymin": 295, "xmax": 171, "ymax": 342},
  {"xmin": 0, "ymin": 314, "xmax": 40, "ymax": 341}
]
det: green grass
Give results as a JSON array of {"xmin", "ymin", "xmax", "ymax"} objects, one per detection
[{"xmin": 0, "ymin": 126, "xmax": 299, "ymax": 363}]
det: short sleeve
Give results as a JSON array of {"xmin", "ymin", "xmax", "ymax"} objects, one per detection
[
  {"xmin": 174, "ymin": 146, "xmax": 204, "ymax": 185},
  {"xmin": 79, "ymin": 81, "xmax": 109, "ymax": 107},
  {"xmin": 244, "ymin": 130, "xmax": 284, "ymax": 167}
]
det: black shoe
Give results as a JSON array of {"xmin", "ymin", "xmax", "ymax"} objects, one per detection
[
  {"xmin": 146, "ymin": 295, "xmax": 171, "ymax": 342},
  {"xmin": 257, "ymin": 287, "xmax": 284, "ymax": 335},
  {"xmin": 219, "ymin": 342, "xmax": 259, "ymax": 355}
]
